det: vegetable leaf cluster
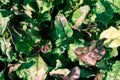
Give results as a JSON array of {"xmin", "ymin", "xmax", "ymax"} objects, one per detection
[{"xmin": 0, "ymin": 0, "xmax": 120, "ymax": 80}]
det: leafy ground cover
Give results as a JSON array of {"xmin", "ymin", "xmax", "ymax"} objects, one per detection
[{"xmin": 0, "ymin": 0, "xmax": 120, "ymax": 80}]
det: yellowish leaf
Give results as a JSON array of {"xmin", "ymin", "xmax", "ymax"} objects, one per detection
[
  {"xmin": 109, "ymin": 39, "xmax": 120, "ymax": 48},
  {"xmin": 110, "ymin": 30, "xmax": 120, "ymax": 39},
  {"xmin": 100, "ymin": 26, "xmax": 118, "ymax": 39}
]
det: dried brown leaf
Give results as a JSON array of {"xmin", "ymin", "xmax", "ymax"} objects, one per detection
[
  {"xmin": 78, "ymin": 53, "xmax": 96, "ymax": 66},
  {"xmin": 41, "ymin": 44, "xmax": 50, "ymax": 53},
  {"xmin": 74, "ymin": 47, "xmax": 87, "ymax": 56},
  {"xmin": 61, "ymin": 66, "xmax": 80, "ymax": 80},
  {"xmin": 76, "ymin": 40, "xmax": 106, "ymax": 66},
  {"xmin": 8, "ymin": 63, "xmax": 21, "ymax": 73},
  {"xmin": 94, "ymin": 72, "xmax": 103, "ymax": 80}
]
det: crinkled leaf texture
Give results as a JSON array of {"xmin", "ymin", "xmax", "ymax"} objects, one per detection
[{"xmin": 104, "ymin": 61, "xmax": 120, "ymax": 80}]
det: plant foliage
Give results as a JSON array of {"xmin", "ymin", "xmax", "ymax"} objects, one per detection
[{"xmin": 0, "ymin": 0, "xmax": 120, "ymax": 80}]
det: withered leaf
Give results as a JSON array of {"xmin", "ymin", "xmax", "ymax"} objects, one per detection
[
  {"xmin": 94, "ymin": 72, "xmax": 103, "ymax": 80},
  {"xmin": 69, "ymin": 66, "xmax": 80, "ymax": 80},
  {"xmin": 8, "ymin": 63, "xmax": 21, "ymax": 80},
  {"xmin": 78, "ymin": 53, "xmax": 96, "ymax": 66},
  {"xmin": 41, "ymin": 44, "xmax": 50, "ymax": 53},
  {"xmin": 8, "ymin": 63, "xmax": 21, "ymax": 73},
  {"xmin": 61, "ymin": 66, "xmax": 80, "ymax": 80},
  {"xmin": 74, "ymin": 47, "xmax": 88, "ymax": 56},
  {"xmin": 89, "ymin": 48, "xmax": 105, "ymax": 60},
  {"xmin": 75, "ymin": 39, "xmax": 106, "ymax": 66}
]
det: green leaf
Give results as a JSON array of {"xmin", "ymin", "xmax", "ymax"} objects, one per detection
[
  {"xmin": 41, "ymin": 12, "xmax": 51, "ymax": 22},
  {"xmin": 51, "ymin": 13, "xmax": 73, "ymax": 45},
  {"xmin": 80, "ymin": 68, "xmax": 95, "ymax": 78},
  {"xmin": 54, "ymin": 13, "xmax": 73, "ymax": 45},
  {"xmin": 8, "ymin": 27, "xmax": 33, "ymax": 55},
  {"xmin": 0, "ymin": 0, "xmax": 10, "ymax": 4},
  {"xmin": 23, "ymin": 4, "xmax": 35, "ymax": 12},
  {"xmin": 72, "ymin": 7, "xmax": 82, "ymax": 23},
  {"xmin": 55, "ymin": 13, "xmax": 73, "ymax": 40},
  {"xmin": 110, "ymin": 48, "xmax": 118, "ymax": 57},
  {"xmin": 104, "ymin": 61, "xmax": 120, "ymax": 80},
  {"xmin": 66, "ymin": 0, "xmax": 83, "ymax": 9},
  {"xmin": 72, "ymin": 5, "xmax": 90, "ymax": 28},
  {"xmin": 54, "ymin": 14, "xmax": 67, "ymax": 43},
  {"xmin": 96, "ymin": 60, "xmax": 113, "ymax": 71},
  {"xmin": 94, "ymin": 0, "xmax": 114, "ymax": 24},
  {"xmin": 95, "ymin": 0, "xmax": 105, "ymax": 14},
  {"xmin": 57, "ymin": 13, "xmax": 73, "ymax": 38},
  {"xmin": 25, "ymin": 28, "xmax": 41, "ymax": 44},
  {"xmin": 90, "ymin": 14, "xmax": 97, "ymax": 22},
  {"xmin": 68, "ymin": 44, "xmax": 78, "ymax": 61},
  {"xmin": 52, "ymin": 46, "xmax": 66, "ymax": 55},
  {"xmin": 106, "ymin": 0, "xmax": 120, "ymax": 13},
  {"xmin": 0, "ymin": 70, "xmax": 4, "ymax": 80},
  {"xmin": 54, "ymin": 60, "xmax": 62, "ymax": 69},
  {"xmin": 1, "ymin": 0, "xmax": 120, "ymax": 80},
  {"xmin": 23, "ymin": 0, "xmax": 39, "ymax": 12},
  {"xmin": 16, "ymin": 55, "xmax": 50, "ymax": 80},
  {"xmin": 36, "ymin": 0, "xmax": 52, "ymax": 13},
  {"xmin": 42, "ymin": 45, "xmax": 70, "ymax": 67}
]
